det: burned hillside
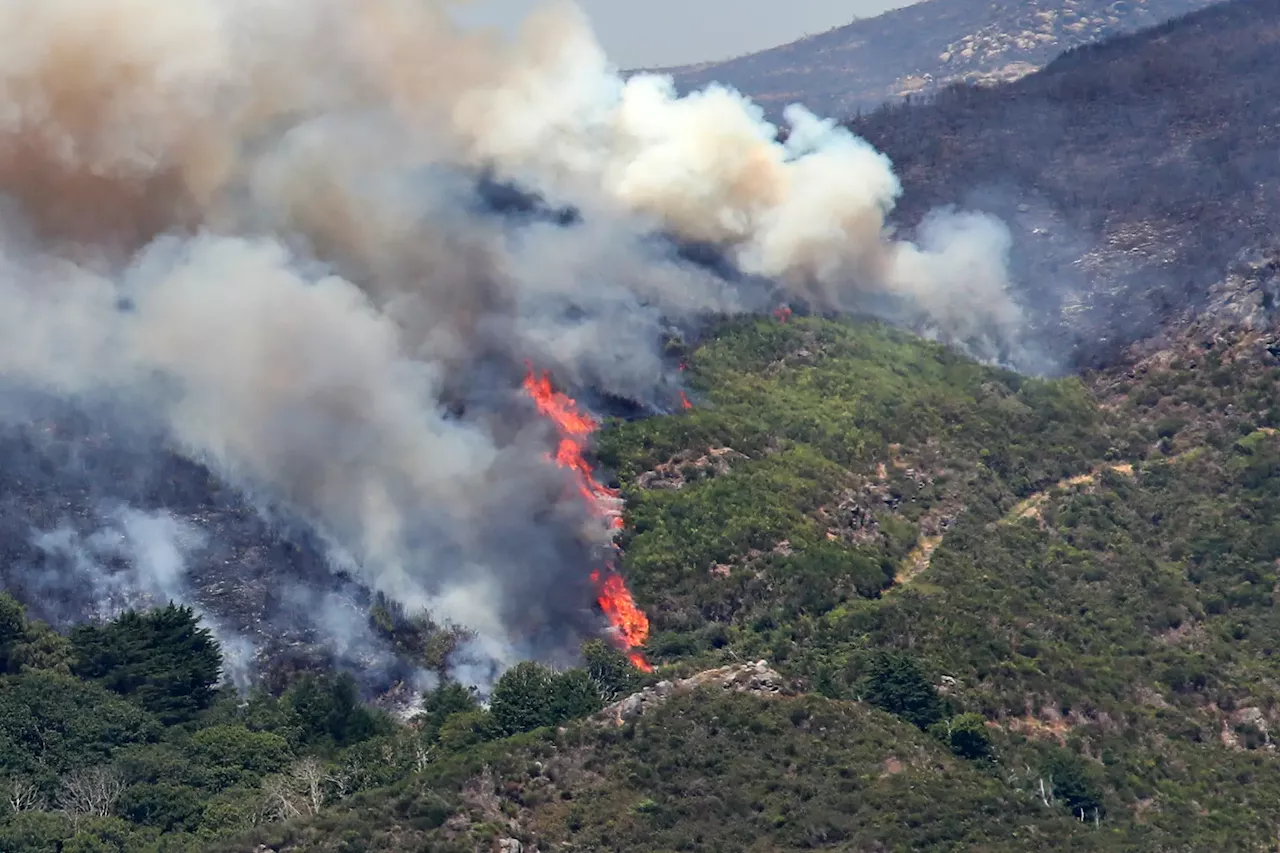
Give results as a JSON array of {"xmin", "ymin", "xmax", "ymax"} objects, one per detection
[
  {"xmin": 0, "ymin": 0, "xmax": 1038, "ymax": 699},
  {"xmin": 849, "ymin": 0, "xmax": 1280, "ymax": 367}
]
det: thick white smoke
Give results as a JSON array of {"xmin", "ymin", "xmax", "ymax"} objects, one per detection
[{"xmin": 0, "ymin": 0, "xmax": 1026, "ymax": 684}]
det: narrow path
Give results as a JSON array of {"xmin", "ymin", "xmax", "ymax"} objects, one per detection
[
  {"xmin": 1003, "ymin": 462, "xmax": 1135, "ymax": 524},
  {"xmin": 892, "ymin": 535, "xmax": 942, "ymax": 589},
  {"xmin": 885, "ymin": 437, "xmax": 1244, "ymax": 591}
]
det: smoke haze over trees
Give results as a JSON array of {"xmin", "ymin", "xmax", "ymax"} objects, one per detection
[
  {"xmin": 0, "ymin": 0, "xmax": 1033, "ymax": 688},
  {"xmin": 3, "ymin": 0, "xmax": 1280, "ymax": 850}
]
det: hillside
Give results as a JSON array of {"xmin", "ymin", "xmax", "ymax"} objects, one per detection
[
  {"xmin": 847, "ymin": 0, "xmax": 1280, "ymax": 369},
  {"xmin": 6, "ymin": 2, "xmax": 1280, "ymax": 852},
  {"xmin": 11, "ymin": 296, "xmax": 1280, "ymax": 850},
  {"xmin": 256, "ymin": 298, "xmax": 1280, "ymax": 851},
  {"xmin": 655, "ymin": 0, "xmax": 1223, "ymax": 119}
]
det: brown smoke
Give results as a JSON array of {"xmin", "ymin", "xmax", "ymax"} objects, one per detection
[{"xmin": 0, "ymin": 0, "xmax": 1026, "ymax": 676}]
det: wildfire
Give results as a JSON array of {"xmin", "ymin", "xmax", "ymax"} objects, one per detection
[
  {"xmin": 590, "ymin": 570, "xmax": 653, "ymax": 671},
  {"xmin": 679, "ymin": 391, "xmax": 693, "ymax": 411},
  {"xmin": 773, "ymin": 305, "xmax": 793, "ymax": 323},
  {"xmin": 522, "ymin": 366, "xmax": 652, "ymax": 671}
]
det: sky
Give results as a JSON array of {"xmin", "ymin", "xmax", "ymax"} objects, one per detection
[{"xmin": 454, "ymin": 0, "xmax": 922, "ymax": 69}]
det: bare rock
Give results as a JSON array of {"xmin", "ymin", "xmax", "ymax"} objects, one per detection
[{"xmin": 592, "ymin": 660, "xmax": 790, "ymax": 727}]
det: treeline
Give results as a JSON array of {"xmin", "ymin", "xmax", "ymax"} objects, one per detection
[{"xmin": 0, "ymin": 597, "xmax": 643, "ymax": 852}]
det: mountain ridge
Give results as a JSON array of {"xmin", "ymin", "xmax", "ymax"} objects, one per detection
[{"xmin": 651, "ymin": 0, "xmax": 1225, "ymax": 119}]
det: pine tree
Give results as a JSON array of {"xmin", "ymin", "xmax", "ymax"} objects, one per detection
[{"xmin": 70, "ymin": 604, "xmax": 222, "ymax": 724}]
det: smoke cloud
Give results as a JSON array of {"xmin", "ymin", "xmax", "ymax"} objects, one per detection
[
  {"xmin": 0, "ymin": 0, "xmax": 1028, "ymax": 687},
  {"xmin": 30, "ymin": 505, "xmax": 258, "ymax": 688}
]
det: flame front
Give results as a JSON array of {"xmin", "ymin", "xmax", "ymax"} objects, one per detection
[{"xmin": 523, "ymin": 367, "xmax": 652, "ymax": 670}]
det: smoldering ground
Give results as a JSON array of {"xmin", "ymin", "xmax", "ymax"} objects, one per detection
[{"xmin": 0, "ymin": 0, "xmax": 1038, "ymax": 689}]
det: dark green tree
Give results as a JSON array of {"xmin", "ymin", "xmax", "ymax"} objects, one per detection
[
  {"xmin": 929, "ymin": 713, "xmax": 992, "ymax": 760},
  {"xmin": 550, "ymin": 669, "xmax": 603, "ymax": 722},
  {"xmin": 116, "ymin": 782, "xmax": 205, "ymax": 833},
  {"xmin": 582, "ymin": 640, "xmax": 639, "ymax": 702},
  {"xmin": 860, "ymin": 651, "xmax": 945, "ymax": 729},
  {"xmin": 489, "ymin": 661, "xmax": 557, "ymax": 735},
  {"xmin": 1044, "ymin": 751, "xmax": 1105, "ymax": 821},
  {"xmin": 71, "ymin": 605, "xmax": 222, "ymax": 724},
  {"xmin": 283, "ymin": 672, "xmax": 383, "ymax": 747}
]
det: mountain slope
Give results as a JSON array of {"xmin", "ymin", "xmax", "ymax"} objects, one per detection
[
  {"xmin": 210, "ymin": 297, "xmax": 1280, "ymax": 851},
  {"xmin": 233, "ymin": 686, "xmax": 1116, "ymax": 853},
  {"xmin": 847, "ymin": 0, "xmax": 1280, "ymax": 369},
  {"xmin": 8, "ymin": 3, "xmax": 1280, "ymax": 851},
  {"xmin": 654, "ymin": 0, "xmax": 1223, "ymax": 119}
]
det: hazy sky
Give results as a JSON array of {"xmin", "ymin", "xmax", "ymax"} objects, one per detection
[{"xmin": 455, "ymin": 0, "xmax": 921, "ymax": 69}]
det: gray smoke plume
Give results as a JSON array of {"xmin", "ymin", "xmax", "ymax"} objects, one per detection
[
  {"xmin": 30, "ymin": 505, "xmax": 257, "ymax": 688},
  {"xmin": 0, "ymin": 0, "xmax": 1030, "ymax": 687}
]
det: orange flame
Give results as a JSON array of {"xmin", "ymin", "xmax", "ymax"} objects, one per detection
[
  {"xmin": 773, "ymin": 305, "xmax": 793, "ymax": 323},
  {"xmin": 679, "ymin": 391, "xmax": 693, "ymax": 411},
  {"xmin": 523, "ymin": 367, "xmax": 651, "ymax": 670}
]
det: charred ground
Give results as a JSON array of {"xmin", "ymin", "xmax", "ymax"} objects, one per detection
[{"xmin": 850, "ymin": 0, "xmax": 1280, "ymax": 368}]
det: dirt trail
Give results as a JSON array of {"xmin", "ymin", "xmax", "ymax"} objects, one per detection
[
  {"xmin": 892, "ymin": 535, "xmax": 943, "ymax": 589},
  {"xmin": 886, "ymin": 438, "xmax": 1236, "ymax": 589},
  {"xmin": 1004, "ymin": 462, "xmax": 1136, "ymax": 524},
  {"xmin": 890, "ymin": 461, "xmax": 1137, "ymax": 589}
]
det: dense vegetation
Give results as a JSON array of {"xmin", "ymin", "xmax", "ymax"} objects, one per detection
[
  {"xmin": 11, "ymin": 303, "xmax": 1280, "ymax": 851},
  {"xmin": 6, "ymin": 5, "xmax": 1280, "ymax": 849},
  {"xmin": 0, "ymin": 594, "xmax": 647, "ymax": 852}
]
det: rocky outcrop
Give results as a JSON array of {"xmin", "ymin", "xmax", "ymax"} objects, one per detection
[
  {"xmin": 636, "ymin": 446, "xmax": 746, "ymax": 491},
  {"xmin": 592, "ymin": 660, "xmax": 789, "ymax": 726}
]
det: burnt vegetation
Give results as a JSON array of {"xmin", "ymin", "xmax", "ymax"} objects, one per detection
[
  {"xmin": 851, "ymin": 0, "xmax": 1280, "ymax": 366},
  {"xmin": 7, "ymin": 1, "xmax": 1280, "ymax": 851}
]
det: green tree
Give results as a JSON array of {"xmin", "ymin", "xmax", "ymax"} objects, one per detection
[
  {"xmin": 60, "ymin": 817, "xmax": 138, "ymax": 853},
  {"xmin": 860, "ymin": 652, "xmax": 945, "ymax": 729},
  {"xmin": 489, "ymin": 662, "xmax": 557, "ymax": 735},
  {"xmin": 1044, "ymin": 752, "xmax": 1105, "ymax": 820},
  {"xmin": 71, "ymin": 605, "xmax": 221, "ymax": 724},
  {"xmin": 437, "ymin": 710, "xmax": 498, "ymax": 753},
  {"xmin": 583, "ymin": 640, "xmax": 639, "ymax": 702},
  {"xmin": 283, "ymin": 672, "xmax": 383, "ymax": 747},
  {"xmin": 117, "ymin": 782, "xmax": 205, "ymax": 832},
  {"xmin": 550, "ymin": 669, "xmax": 603, "ymax": 722},
  {"xmin": 0, "ymin": 810, "xmax": 69, "ymax": 853},
  {"xmin": 0, "ymin": 593, "xmax": 28, "ymax": 672},
  {"xmin": 188, "ymin": 725, "xmax": 292, "ymax": 789},
  {"xmin": 0, "ymin": 670, "xmax": 158, "ymax": 777},
  {"xmin": 929, "ymin": 713, "xmax": 992, "ymax": 760},
  {"xmin": 420, "ymin": 680, "xmax": 480, "ymax": 742},
  {"xmin": 0, "ymin": 595, "xmax": 71, "ymax": 675}
]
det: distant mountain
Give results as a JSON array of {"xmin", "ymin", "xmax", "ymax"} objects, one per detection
[
  {"xmin": 652, "ymin": 0, "xmax": 1226, "ymax": 120},
  {"xmin": 846, "ymin": 0, "xmax": 1280, "ymax": 368}
]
